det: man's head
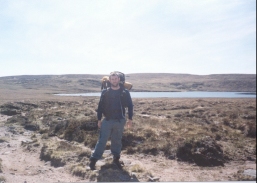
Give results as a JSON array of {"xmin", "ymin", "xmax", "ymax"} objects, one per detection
[{"xmin": 109, "ymin": 72, "xmax": 120, "ymax": 88}]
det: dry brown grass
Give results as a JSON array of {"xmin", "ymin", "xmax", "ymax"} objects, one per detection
[
  {"xmin": 2, "ymin": 98, "xmax": 256, "ymax": 165},
  {"xmin": 96, "ymin": 162, "xmax": 132, "ymax": 182},
  {"xmin": 130, "ymin": 162, "xmax": 145, "ymax": 173},
  {"xmin": 0, "ymin": 176, "xmax": 6, "ymax": 182},
  {"xmin": 69, "ymin": 163, "xmax": 89, "ymax": 178},
  {"xmin": 0, "ymin": 137, "xmax": 8, "ymax": 143},
  {"xmin": 40, "ymin": 140, "xmax": 91, "ymax": 168},
  {"xmin": 0, "ymin": 158, "xmax": 3, "ymax": 173},
  {"xmin": 129, "ymin": 98, "xmax": 256, "ymax": 163}
]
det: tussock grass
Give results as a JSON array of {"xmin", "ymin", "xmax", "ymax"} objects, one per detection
[
  {"xmin": 0, "ymin": 176, "xmax": 6, "ymax": 182},
  {"xmin": 96, "ymin": 162, "xmax": 132, "ymax": 182},
  {"xmin": 130, "ymin": 163, "xmax": 145, "ymax": 173},
  {"xmin": 0, "ymin": 158, "xmax": 3, "ymax": 173},
  {"xmin": 78, "ymin": 148, "xmax": 92, "ymax": 158},
  {"xmin": 97, "ymin": 168, "xmax": 121, "ymax": 182},
  {"xmin": 70, "ymin": 163, "xmax": 88, "ymax": 178},
  {"xmin": 2, "ymin": 98, "xmax": 255, "ymax": 168},
  {"xmin": 232, "ymin": 169, "xmax": 256, "ymax": 181},
  {"xmin": 40, "ymin": 140, "xmax": 90, "ymax": 167},
  {"xmin": 129, "ymin": 98, "xmax": 256, "ymax": 164},
  {"xmin": 88, "ymin": 170, "xmax": 98, "ymax": 181},
  {"xmin": 0, "ymin": 138, "xmax": 8, "ymax": 143}
]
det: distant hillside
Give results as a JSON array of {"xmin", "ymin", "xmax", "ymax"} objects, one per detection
[
  {"xmin": 0, "ymin": 73, "xmax": 256, "ymax": 93},
  {"xmin": 127, "ymin": 73, "xmax": 256, "ymax": 92}
]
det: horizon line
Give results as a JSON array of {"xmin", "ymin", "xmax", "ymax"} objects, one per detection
[{"xmin": 0, "ymin": 72, "xmax": 256, "ymax": 78}]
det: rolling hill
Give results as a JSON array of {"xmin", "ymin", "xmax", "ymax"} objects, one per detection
[{"xmin": 0, "ymin": 73, "xmax": 255, "ymax": 94}]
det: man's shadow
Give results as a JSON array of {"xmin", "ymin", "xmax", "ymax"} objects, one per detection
[{"xmin": 96, "ymin": 163, "xmax": 140, "ymax": 182}]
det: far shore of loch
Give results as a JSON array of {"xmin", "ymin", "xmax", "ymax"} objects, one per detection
[{"xmin": 55, "ymin": 91, "xmax": 256, "ymax": 98}]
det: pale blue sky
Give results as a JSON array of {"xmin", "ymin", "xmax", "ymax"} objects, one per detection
[{"xmin": 0, "ymin": 0, "xmax": 256, "ymax": 77}]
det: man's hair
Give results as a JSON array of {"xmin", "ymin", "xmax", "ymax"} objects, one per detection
[{"xmin": 109, "ymin": 72, "xmax": 120, "ymax": 79}]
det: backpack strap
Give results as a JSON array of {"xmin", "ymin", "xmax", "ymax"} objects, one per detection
[{"xmin": 119, "ymin": 88, "xmax": 128, "ymax": 108}]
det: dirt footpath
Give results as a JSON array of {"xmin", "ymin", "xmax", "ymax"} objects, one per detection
[{"xmin": 0, "ymin": 117, "xmax": 85, "ymax": 183}]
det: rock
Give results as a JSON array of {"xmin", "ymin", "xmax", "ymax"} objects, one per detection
[
  {"xmin": 21, "ymin": 140, "xmax": 33, "ymax": 146},
  {"xmin": 148, "ymin": 176, "xmax": 160, "ymax": 182},
  {"xmin": 96, "ymin": 160, "xmax": 106, "ymax": 166},
  {"xmin": 123, "ymin": 160, "xmax": 132, "ymax": 165},
  {"xmin": 244, "ymin": 169, "xmax": 256, "ymax": 177},
  {"xmin": 141, "ymin": 114, "xmax": 150, "ymax": 118},
  {"xmin": 2, "ymin": 151, "xmax": 11, "ymax": 155},
  {"xmin": 103, "ymin": 149, "xmax": 111, "ymax": 154},
  {"xmin": 93, "ymin": 170, "xmax": 99, "ymax": 174},
  {"xmin": 131, "ymin": 172, "xmax": 137, "ymax": 176}
]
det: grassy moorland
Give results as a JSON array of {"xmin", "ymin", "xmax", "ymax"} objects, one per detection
[
  {"xmin": 0, "ymin": 98, "xmax": 256, "ymax": 181},
  {"xmin": 0, "ymin": 73, "xmax": 255, "ymax": 103},
  {"xmin": 0, "ymin": 73, "xmax": 256, "ymax": 182}
]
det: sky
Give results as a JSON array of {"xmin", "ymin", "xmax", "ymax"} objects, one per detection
[{"xmin": 0, "ymin": 0, "xmax": 256, "ymax": 77}]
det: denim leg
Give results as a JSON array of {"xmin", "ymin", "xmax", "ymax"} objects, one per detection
[
  {"xmin": 91, "ymin": 118, "xmax": 112, "ymax": 160},
  {"xmin": 110, "ymin": 119, "xmax": 126, "ymax": 158}
]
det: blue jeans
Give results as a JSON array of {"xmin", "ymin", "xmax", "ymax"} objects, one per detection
[{"xmin": 90, "ymin": 118, "xmax": 126, "ymax": 160}]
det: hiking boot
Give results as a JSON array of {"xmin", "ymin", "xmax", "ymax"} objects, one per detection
[
  {"xmin": 113, "ymin": 157, "xmax": 124, "ymax": 169},
  {"xmin": 89, "ymin": 158, "xmax": 97, "ymax": 170}
]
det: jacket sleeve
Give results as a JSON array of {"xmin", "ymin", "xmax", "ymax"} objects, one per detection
[
  {"xmin": 126, "ymin": 90, "xmax": 133, "ymax": 120},
  {"xmin": 97, "ymin": 90, "xmax": 106, "ymax": 120}
]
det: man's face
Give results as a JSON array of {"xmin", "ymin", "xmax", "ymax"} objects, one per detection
[{"xmin": 110, "ymin": 75, "xmax": 120, "ymax": 87}]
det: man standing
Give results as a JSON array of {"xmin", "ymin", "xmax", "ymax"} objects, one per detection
[{"xmin": 89, "ymin": 72, "xmax": 133, "ymax": 170}]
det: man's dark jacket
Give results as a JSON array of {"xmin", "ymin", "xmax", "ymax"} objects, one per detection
[{"xmin": 97, "ymin": 88, "xmax": 133, "ymax": 120}]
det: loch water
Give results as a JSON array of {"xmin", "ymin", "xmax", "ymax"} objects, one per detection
[{"xmin": 55, "ymin": 92, "xmax": 256, "ymax": 98}]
